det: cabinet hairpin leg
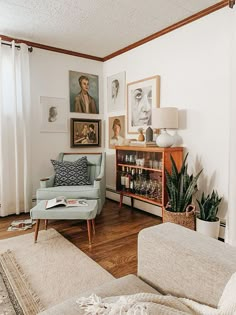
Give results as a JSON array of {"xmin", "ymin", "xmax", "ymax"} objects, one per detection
[{"xmin": 131, "ymin": 197, "xmax": 134, "ymax": 209}]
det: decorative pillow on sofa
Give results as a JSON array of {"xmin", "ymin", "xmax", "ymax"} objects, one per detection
[{"xmin": 51, "ymin": 157, "xmax": 91, "ymax": 186}]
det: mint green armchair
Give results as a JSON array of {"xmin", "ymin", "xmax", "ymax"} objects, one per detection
[{"xmin": 36, "ymin": 152, "xmax": 106, "ymax": 214}]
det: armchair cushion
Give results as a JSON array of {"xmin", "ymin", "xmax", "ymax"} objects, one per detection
[
  {"xmin": 37, "ymin": 185, "xmax": 100, "ymax": 201},
  {"xmin": 51, "ymin": 156, "xmax": 91, "ymax": 186}
]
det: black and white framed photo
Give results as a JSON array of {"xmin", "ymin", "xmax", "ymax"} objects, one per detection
[
  {"xmin": 40, "ymin": 96, "xmax": 67, "ymax": 133},
  {"xmin": 70, "ymin": 118, "xmax": 101, "ymax": 147},
  {"xmin": 127, "ymin": 75, "xmax": 160, "ymax": 134},
  {"xmin": 107, "ymin": 71, "xmax": 125, "ymax": 113}
]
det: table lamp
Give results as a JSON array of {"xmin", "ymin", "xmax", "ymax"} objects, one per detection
[{"xmin": 152, "ymin": 107, "xmax": 178, "ymax": 147}]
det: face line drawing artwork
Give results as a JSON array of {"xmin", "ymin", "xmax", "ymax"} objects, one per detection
[
  {"xmin": 127, "ymin": 75, "xmax": 160, "ymax": 134},
  {"xmin": 107, "ymin": 72, "xmax": 126, "ymax": 113}
]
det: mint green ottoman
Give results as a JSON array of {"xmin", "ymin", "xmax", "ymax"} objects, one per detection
[{"xmin": 30, "ymin": 200, "xmax": 98, "ymax": 245}]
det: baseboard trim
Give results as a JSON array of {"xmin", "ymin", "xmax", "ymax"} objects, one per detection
[
  {"xmin": 106, "ymin": 188, "xmax": 162, "ymax": 217},
  {"xmin": 106, "ymin": 188, "xmax": 226, "ymax": 240}
]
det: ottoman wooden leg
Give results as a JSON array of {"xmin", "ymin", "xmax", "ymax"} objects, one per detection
[
  {"xmin": 92, "ymin": 219, "xmax": 95, "ymax": 235},
  {"xmin": 35, "ymin": 219, "xmax": 40, "ymax": 243},
  {"xmin": 87, "ymin": 220, "xmax": 92, "ymax": 245}
]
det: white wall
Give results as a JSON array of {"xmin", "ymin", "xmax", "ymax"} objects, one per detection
[
  {"xmin": 103, "ymin": 8, "xmax": 232, "ymax": 220},
  {"xmin": 30, "ymin": 49, "xmax": 104, "ymax": 195}
]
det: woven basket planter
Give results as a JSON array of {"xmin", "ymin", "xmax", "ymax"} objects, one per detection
[{"xmin": 163, "ymin": 204, "xmax": 196, "ymax": 230}]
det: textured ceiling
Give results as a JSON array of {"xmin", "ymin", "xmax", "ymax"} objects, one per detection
[{"xmin": 0, "ymin": 0, "xmax": 223, "ymax": 58}]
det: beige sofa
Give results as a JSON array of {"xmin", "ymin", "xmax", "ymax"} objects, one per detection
[{"xmin": 40, "ymin": 222, "xmax": 236, "ymax": 314}]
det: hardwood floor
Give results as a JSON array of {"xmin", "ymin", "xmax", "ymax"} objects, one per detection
[{"xmin": 0, "ymin": 199, "xmax": 162, "ymax": 277}]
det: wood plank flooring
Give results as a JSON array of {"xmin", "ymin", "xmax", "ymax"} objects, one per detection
[{"xmin": 0, "ymin": 199, "xmax": 162, "ymax": 278}]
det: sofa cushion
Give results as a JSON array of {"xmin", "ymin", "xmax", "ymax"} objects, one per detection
[
  {"xmin": 39, "ymin": 274, "xmax": 161, "ymax": 315},
  {"xmin": 51, "ymin": 157, "xmax": 91, "ymax": 186},
  {"xmin": 138, "ymin": 222, "xmax": 236, "ymax": 308}
]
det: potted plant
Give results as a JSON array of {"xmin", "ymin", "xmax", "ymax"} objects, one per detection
[
  {"xmin": 196, "ymin": 190, "xmax": 222, "ymax": 239},
  {"xmin": 164, "ymin": 153, "xmax": 202, "ymax": 230}
]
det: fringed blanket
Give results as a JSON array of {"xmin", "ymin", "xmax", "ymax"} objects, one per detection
[{"xmin": 76, "ymin": 272, "xmax": 236, "ymax": 315}]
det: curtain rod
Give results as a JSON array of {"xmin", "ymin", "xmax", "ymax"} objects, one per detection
[{"xmin": 1, "ymin": 41, "xmax": 33, "ymax": 52}]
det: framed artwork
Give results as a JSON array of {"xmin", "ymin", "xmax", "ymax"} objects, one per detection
[
  {"xmin": 70, "ymin": 118, "xmax": 101, "ymax": 147},
  {"xmin": 127, "ymin": 75, "xmax": 160, "ymax": 134},
  {"xmin": 69, "ymin": 70, "xmax": 99, "ymax": 114},
  {"xmin": 108, "ymin": 115, "xmax": 125, "ymax": 149},
  {"xmin": 107, "ymin": 71, "xmax": 126, "ymax": 112},
  {"xmin": 40, "ymin": 96, "xmax": 67, "ymax": 132}
]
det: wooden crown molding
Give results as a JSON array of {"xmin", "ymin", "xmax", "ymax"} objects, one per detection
[
  {"xmin": 0, "ymin": 1, "xmax": 228, "ymax": 62},
  {"xmin": 0, "ymin": 35, "xmax": 103, "ymax": 62}
]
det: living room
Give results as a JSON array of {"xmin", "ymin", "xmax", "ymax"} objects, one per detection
[{"xmin": 0, "ymin": 1, "xmax": 236, "ymax": 314}]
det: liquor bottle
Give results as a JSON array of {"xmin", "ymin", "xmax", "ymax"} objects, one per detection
[
  {"xmin": 138, "ymin": 168, "xmax": 143, "ymax": 182},
  {"xmin": 129, "ymin": 168, "xmax": 135, "ymax": 193},
  {"xmin": 120, "ymin": 166, "xmax": 126, "ymax": 191},
  {"xmin": 125, "ymin": 167, "xmax": 130, "ymax": 192}
]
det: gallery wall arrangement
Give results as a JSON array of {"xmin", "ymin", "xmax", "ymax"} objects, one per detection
[{"xmin": 39, "ymin": 71, "xmax": 162, "ymax": 149}]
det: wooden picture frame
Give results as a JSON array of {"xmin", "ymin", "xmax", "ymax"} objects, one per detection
[
  {"xmin": 70, "ymin": 118, "xmax": 101, "ymax": 147},
  {"xmin": 108, "ymin": 115, "xmax": 126, "ymax": 149},
  {"xmin": 127, "ymin": 75, "xmax": 160, "ymax": 134}
]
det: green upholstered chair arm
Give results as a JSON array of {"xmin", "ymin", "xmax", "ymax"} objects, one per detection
[
  {"xmin": 40, "ymin": 175, "xmax": 55, "ymax": 188},
  {"xmin": 94, "ymin": 153, "xmax": 105, "ymax": 186}
]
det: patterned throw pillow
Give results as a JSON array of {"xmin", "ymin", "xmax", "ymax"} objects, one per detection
[{"xmin": 51, "ymin": 156, "xmax": 91, "ymax": 186}]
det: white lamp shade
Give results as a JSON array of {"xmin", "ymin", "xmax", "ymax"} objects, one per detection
[{"xmin": 152, "ymin": 107, "xmax": 178, "ymax": 129}]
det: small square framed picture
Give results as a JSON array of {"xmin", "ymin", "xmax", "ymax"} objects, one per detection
[
  {"xmin": 70, "ymin": 118, "xmax": 101, "ymax": 147},
  {"xmin": 40, "ymin": 96, "xmax": 67, "ymax": 133}
]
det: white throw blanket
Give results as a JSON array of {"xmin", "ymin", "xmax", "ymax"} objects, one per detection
[{"xmin": 76, "ymin": 273, "xmax": 236, "ymax": 315}]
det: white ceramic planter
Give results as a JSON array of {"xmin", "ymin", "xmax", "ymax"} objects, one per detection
[{"xmin": 196, "ymin": 217, "xmax": 220, "ymax": 239}]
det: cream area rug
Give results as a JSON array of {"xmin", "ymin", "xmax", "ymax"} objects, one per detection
[{"xmin": 0, "ymin": 229, "xmax": 114, "ymax": 310}]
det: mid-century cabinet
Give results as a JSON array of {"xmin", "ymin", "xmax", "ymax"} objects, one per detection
[{"xmin": 115, "ymin": 146, "xmax": 183, "ymax": 211}]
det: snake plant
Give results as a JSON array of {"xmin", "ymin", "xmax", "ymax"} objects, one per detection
[
  {"xmin": 197, "ymin": 190, "xmax": 222, "ymax": 222},
  {"xmin": 165, "ymin": 153, "xmax": 202, "ymax": 212}
]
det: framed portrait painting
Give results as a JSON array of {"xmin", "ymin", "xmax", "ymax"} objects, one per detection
[
  {"xmin": 69, "ymin": 70, "xmax": 99, "ymax": 114},
  {"xmin": 108, "ymin": 115, "xmax": 125, "ymax": 149},
  {"xmin": 127, "ymin": 75, "xmax": 160, "ymax": 134},
  {"xmin": 70, "ymin": 118, "xmax": 101, "ymax": 147},
  {"xmin": 107, "ymin": 71, "xmax": 126, "ymax": 113},
  {"xmin": 40, "ymin": 96, "xmax": 67, "ymax": 132}
]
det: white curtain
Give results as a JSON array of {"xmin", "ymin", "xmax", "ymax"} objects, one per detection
[
  {"xmin": 0, "ymin": 40, "xmax": 32, "ymax": 216},
  {"xmin": 226, "ymin": 8, "xmax": 236, "ymax": 246}
]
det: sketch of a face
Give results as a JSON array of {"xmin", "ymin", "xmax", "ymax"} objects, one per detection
[
  {"xmin": 131, "ymin": 86, "xmax": 152, "ymax": 127},
  {"xmin": 112, "ymin": 79, "xmax": 119, "ymax": 99},
  {"xmin": 48, "ymin": 106, "xmax": 58, "ymax": 122}
]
